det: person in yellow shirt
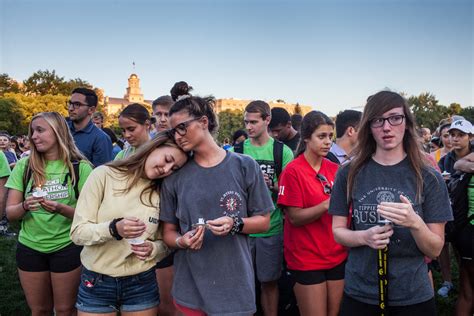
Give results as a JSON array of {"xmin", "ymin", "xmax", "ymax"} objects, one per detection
[{"xmin": 70, "ymin": 131, "xmax": 188, "ymax": 315}]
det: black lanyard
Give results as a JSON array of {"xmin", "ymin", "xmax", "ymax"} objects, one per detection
[{"xmin": 378, "ymin": 246, "xmax": 389, "ymax": 315}]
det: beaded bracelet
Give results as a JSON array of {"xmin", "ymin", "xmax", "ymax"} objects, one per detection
[{"xmin": 22, "ymin": 201, "xmax": 29, "ymax": 212}]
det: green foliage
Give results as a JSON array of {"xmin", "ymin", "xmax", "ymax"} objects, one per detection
[
  {"xmin": 0, "ymin": 73, "xmax": 21, "ymax": 96},
  {"xmin": 0, "ymin": 223, "xmax": 30, "ymax": 315},
  {"xmin": 217, "ymin": 110, "xmax": 245, "ymax": 144},
  {"xmin": 0, "ymin": 98, "xmax": 25, "ymax": 134},
  {"xmin": 448, "ymin": 103, "xmax": 462, "ymax": 116},
  {"xmin": 0, "ymin": 93, "xmax": 68, "ymax": 134},
  {"xmin": 23, "ymin": 70, "xmax": 93, "ymax": 96},
  {"xmin": 459, "ymin": 106, "xmax": 474, "ymax": 123},
  {"xmin": 408, "ymin": 92, "xmax": 449, "ymax": 130}
]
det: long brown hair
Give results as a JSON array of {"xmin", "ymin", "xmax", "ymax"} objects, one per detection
[
  {"xmin": 347, "ymin": 91, "xmax": 428, "ymax": 203},
  {"xmin": 28, "ymin": 112, "xmax": 89, "ymax": 188},
  {"xmin": 295, "ymin": 111, "xmax": 334, "ymax": 157},
  {"xmin": 106, "ymin": 130, "xmax": 185, "ymax": 206}
]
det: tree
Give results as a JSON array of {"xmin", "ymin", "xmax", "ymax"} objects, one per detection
[
  {"xmin": 62, "ymin": 78, "xmax": 93, "ymax": 95},
  {"xmin": 2, "ymin": 93, "xmax": 68, "ymax": 129},
  {"xmin": 448, "ymin": 103, "xmax": 462, "ymax": 116},
  {"xmin": 23, "ymin": 70, "xmax": 94, "ymax": 96},
  {"xmin": 23, "ymin": 70, "xmax": 66, "ymax": 95},
  {"xmin": 0, "ymin": 97, "xmax": 26, "ymax": 135},
  {"xmin": 0, "ymin": 73, "xmax": 21, "ymax": 96},
  {"xmin": 408, "ymin": 92, "xmax": 449, "ymax": 130},
  {"xmin": 217, "ymin": 110, "xmax": 245, "ymax": 144},
  {"xmin": 459, "ymin": 107, "xmax": 474, "ymax": 123}
]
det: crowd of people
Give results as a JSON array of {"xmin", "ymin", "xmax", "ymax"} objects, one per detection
[{"xmin": 0, "ymin": 83, "xmax": 472, "ymax": 316}]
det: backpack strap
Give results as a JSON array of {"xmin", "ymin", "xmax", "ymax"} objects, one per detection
[
  {"xmin": 72, "ymin": 160, "xmax": 80, "ymax": 200},
  {"xmin": 273, "ymin": 140, "xmax": 284, "ymax": 180},
  {"xmin": 22, "ymin": 158, "xmax": 33, "ymax": 197},
  {"xmin": 233, "ymin": 141, "xmax": 244, "ymax": 154},
  {"xmin": 61, "ymin": 160, "xmax": 81, "ymax": 199}
]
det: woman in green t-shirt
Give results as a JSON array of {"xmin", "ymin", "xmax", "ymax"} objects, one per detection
[
  {"xmin": 6, "ymin": 112, "xmax": 93, "ymax": 316},
  {"xmin": 115, "ymin": 103, "xmax": 152, "ymax": 160}
]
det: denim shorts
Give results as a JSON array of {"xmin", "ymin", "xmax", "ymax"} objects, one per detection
[{"xmin": 76, "ymin": 267, "xmax": 160, "ymax": 313}]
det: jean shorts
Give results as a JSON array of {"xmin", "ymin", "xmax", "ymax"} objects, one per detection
[{"xmin": 76, "ymin": 267, "xmax": 160, "ymax": 313}]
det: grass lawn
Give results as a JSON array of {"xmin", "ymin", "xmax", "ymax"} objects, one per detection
[
  {"xmin": 0, "ymin": 222, "xmax": 460, "ymax": 316},
  {"xmin": 0, "ymin": 222, "xmax": 29, "ymax": 315}
]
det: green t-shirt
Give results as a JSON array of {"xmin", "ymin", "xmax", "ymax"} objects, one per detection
[
  {"xmin": 114, "ymin": 146, "xmax": 136, "ymax": 161},
  {"xmin": 468, "ymin": 176, "xmax": 474, "ymax": 225},
  {"xmin": 0, "ymin": 151, "xmax": 11, "ymax": 177},
  {"xmin": 231, "ymin": 138, "xmax": 293, "ymax": 237},
  {"xmin": 5, "ymin": 157, "xmax": 93, "ymax": 253}
]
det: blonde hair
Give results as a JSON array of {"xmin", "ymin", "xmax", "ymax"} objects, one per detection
[
  {"xmin": 107, "ymin": 131, "xmax": 185, "ymax": 206},
  {"xmin": 27, "ymin": 112, "xmax": 89, "ymax": 188}
]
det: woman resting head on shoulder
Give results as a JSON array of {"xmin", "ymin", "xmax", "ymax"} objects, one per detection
[{"xmin": 70, "ymin": 130, "xmax": 188, "ymax": 315}]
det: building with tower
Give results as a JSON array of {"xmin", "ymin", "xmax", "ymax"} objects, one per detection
[{"xmin": 104, "ymin": 73, "xmax": 314, "ymax": 116}]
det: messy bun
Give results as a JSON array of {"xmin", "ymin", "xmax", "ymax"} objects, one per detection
[
  {"xmin": 170, "ymin": 81, "xmax": 194, "ymax": 101},
  {"xmin": 169, "ymin": 81, "xmax": 219, "ymax": 134}
]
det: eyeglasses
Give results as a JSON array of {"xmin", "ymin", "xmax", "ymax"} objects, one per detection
[
  {"xmin": 370, "ymin": 114, "xmax": 405, "ymax": 128},
  {"xmin": 168, "ymin": 117, "xmax": 202, "ymax": 138},
  {"xmin": 67, "ymin": 101, "xmax": 89, "ymax": 110},
  {"xmin": 316, "ymin": 174, "xmax": 332, "ymax": 195}
]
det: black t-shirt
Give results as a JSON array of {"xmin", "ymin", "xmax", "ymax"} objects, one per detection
[{"xmin": 284, "ymin": 133, "xmax": 300, "ymax": 152}]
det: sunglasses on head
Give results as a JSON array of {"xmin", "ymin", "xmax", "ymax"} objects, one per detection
[{"xmin": 316, "ymin": 173, "xmax": 332, "ymax": 195}]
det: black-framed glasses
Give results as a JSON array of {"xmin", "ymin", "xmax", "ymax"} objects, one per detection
[
  {"xmin": 168, "ymin": 117, "xmax": 202, "ymax": 138},
  {"xmin": 67, "ymin": 101, "xmax": 89, "ymax": 110},
  {"xmin": 316, "ymin": 174, "xmax": 332, "ymax": 195},
  {"xmin": 370, "ymin": 114, "xmax": 405, "ymax": 128}
]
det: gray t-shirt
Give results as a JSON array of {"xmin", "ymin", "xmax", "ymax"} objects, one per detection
[
  {"xmin": 160, "ymin": 151, "xmax": 274, "ymax": 316},
  {"xmin": 328, "ymin": 158, "xmax": 452, "ymax": 306}
]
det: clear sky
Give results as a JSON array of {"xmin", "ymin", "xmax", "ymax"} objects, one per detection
[{"xmin": 0, "ymin": 0, "xmax": 472, "ymax": 115}]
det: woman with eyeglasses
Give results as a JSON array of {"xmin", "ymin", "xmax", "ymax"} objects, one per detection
[
  {"xmin": 328, "ymin": 91, "xmax": 452, "ymax": 315},
  {"xmin": 159, "ymin": 81, "xmax": 272, "ymax": 316},
  {"xmin": 277, "ymin": 111, "xmax": 347, "ymax": 316},
  {"xmin": 115, "ymin": 103, "xmax": 152, "ymax": 160},
  {"xmin": 70, "ymin": 131, "xmax": 188, "ymax": 315},
  {"xmin": 5, "ymin": 112, "xmax": 93, "ymax": 316}
]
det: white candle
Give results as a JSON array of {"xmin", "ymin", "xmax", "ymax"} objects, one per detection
[{"xmin": 32, "ymin": 186, "xmax": 47, "ymax": 198}]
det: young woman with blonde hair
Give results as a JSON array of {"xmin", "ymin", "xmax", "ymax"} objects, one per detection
[
  {"xmin": 71, "ymin": 131, "xmax": 188, "ymax": 315},
  {"xmin": 6, "ymin": 112, "xmax": 93, "ymax": 316}
]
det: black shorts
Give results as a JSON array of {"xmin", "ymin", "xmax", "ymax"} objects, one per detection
[
  {"xmin": 339, "ymin": 294, "xmax": 436, "ymax": 316},
  {"xmin": 155, "ymin": 251, "xmax": 175, "ymax": 269},
  {"xmin": 288, "ymin": 260, "xmax": 345, "ymax": 285},
  {"xmin": 16, "ymin": 242, "xmax": 82, "ymax": 273},
  {"xmin": 452, "ymin": 224, "xmax": 473, "ymax": 261}
]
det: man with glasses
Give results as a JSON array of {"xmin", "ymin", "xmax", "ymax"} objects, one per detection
[{"xmin": 67, "ymin": 87, "xmax": 112, "ymax": 167}]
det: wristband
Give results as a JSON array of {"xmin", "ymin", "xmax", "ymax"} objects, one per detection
[
  {"xmin": 109, "ymin": 218, "xmax": 124, "ymax": 240},
  {"xmin": 22, "ymin": 201, "xmax": 29, "ymax": 212},
  {"xmin": 228, "ymin": 214, "xmax": 244, "ymax": 235}
]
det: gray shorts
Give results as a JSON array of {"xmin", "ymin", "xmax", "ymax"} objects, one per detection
[{"xmin": 250, "ymin": 233, "xmax": 283, "ymax": 283}]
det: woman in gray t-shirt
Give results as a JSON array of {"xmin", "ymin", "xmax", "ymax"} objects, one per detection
[
  {"xmin": 160, "ymin": 82, "xmax": 273, "ymax": 316},
  {"xmin": 329, "ymin": 91, "xmax": 452, "ymax": 315}
]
